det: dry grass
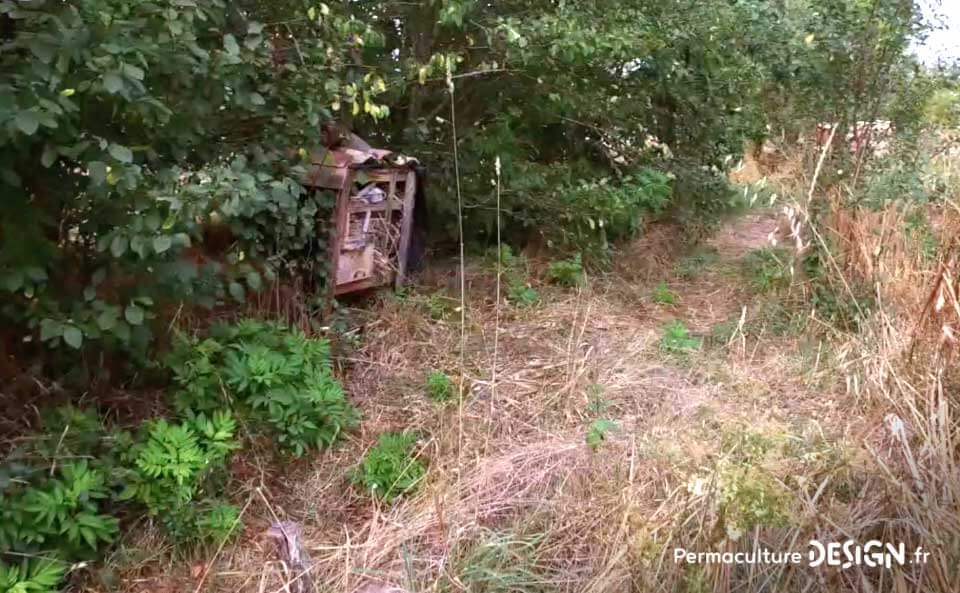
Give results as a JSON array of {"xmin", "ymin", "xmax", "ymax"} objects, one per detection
[{"xmin": 112, "ymin": 139, "xmax": 960, "ymax": 593}]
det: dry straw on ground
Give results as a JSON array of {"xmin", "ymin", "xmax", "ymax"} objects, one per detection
[{"xmin": 119, "ymin": 143, "xmax": 960, "ymax": 593}]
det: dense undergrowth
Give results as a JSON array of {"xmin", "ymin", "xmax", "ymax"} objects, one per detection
[
  {"xmin": 0, "ymin": 320, "xmax": 354, "ymax": 590},
  {"xmin": 1, "ymin": 0, "xmax": 958, "ymax": 591}
]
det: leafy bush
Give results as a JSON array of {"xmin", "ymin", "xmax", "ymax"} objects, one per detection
[
  {"xmin": 0, "ymin": 0, "xmax": 387, "ymax": 362},
  {"xmin": 742, "ymin": 248, "xmax": 791, "ymax": 293},
  {"xmin": 546, "ymin": 255, "xmax": 584, "ymax": 287},
  {"xmin": 860, "ymin": 155, "xmax": 929, "ymax": 209},
  {"xmin": 506, "ymin": 279, "xmax": 540, "ymax": 307},
  {"xmin": 545, "ymin": 170, "xmax": 672, "ymax": 250},
  {"xmin": 116, "ymin": 412, "xmax": 238, "ymax": 533},
  {"xmin": 426, "ymin": 370, "xmax": 455, "ymax": 402},
  {"xmin": 905, "ymin": 209, "xmax": 938, "ymax": 262},
  {"xmin": 351, "ymin": 432, "xmax": 426, "ymax": 502},
  {"xmin": 665, "ymin": 160, "xmax": 740, "ymax": 240},
  {"xmin": 1, "ymin": 461, "xmax": 118, "ymax": 556},
  {"xmin": 167, "ymin": 319, "xmax": 357, "ymax": 456},
  {"xmin": 924, "ymin": 88, "xmax": 960, "ymax": 127},
  {"xmin": 424, "ymin": 293, "xmax": 459, "ymax": 320},
  {"xmin": 0, "ymin": 558, "xmax": 65, "ymax": 593},
  {"xmin": 660, "ymin": 320, "xmax": 702, "ymax": 354},
  {"xmin": 652, "ymin": 281, "xmax": 678, "ymax": 305}
]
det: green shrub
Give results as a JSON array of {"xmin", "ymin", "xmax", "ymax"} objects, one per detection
[
  {"xmin": 545, "ymin": 169, "xmax": 672, "ymax": 251},
  {"xmin": 0, "ymin": 401, "xmax": 246, "ymax": 593},
  {"xmin": 426, "ymin": 370, "xmax": 455, "ymax": 402},
  {"xmin": 488, "ymin": 245, "xmax": 540, "ymax": 307},
  {"xmin": 546, "ymin": 254, "xmax": 584, "ymax": 287},
  {"xmin": 117, "ymin": 413, "xmax": 234, "ymax": 514},
  {"xmin": 742, "ymin": 248, "xmax": 791, "ymax": 293},
  {"xmin": 860, "ymin": 155, "xmax": 929, "ymax": 209},
  {"xmin": 660, "ymin": 320, "xmax": 702, "ymax": 354},
  {"xmin": 177, "ymin": 499, "xmax": 243, "ymax": 549},
  {"xmin": 1, "ymin": 461, "xmax": 118, "ymax": 556},
  {"xmin": 652, "ymin": 281, "xmax": 678, "ymax": 305},
  {"xmin": 0, "ymin": 558, "xmax": 65, "ymax": 593},
  {"xmin": 506, "ymin": 279, "xmax": 540, "ymax": 307},
  {"xmin": 352, "ymin": 432, "xmax": 426, "ymax": 502},
  {"xmin": 167, "ymin": 319, "xmax": 357, "ymax": 456}
]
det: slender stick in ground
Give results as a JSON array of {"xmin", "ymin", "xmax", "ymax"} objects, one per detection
[
  {"xmin": 488, "ymin": 156, "xmax": 503, "ymax": 444},
  {"xmin": 446, "ymin": 63, "xmax": 467, "ymax": 469}
]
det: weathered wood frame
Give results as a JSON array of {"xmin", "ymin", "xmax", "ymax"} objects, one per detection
[{"xmin": 325, "ymin": 166, "xmax": 417, "ymax": 305}]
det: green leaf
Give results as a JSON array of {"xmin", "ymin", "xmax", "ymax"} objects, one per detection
[
  {"xmin": 228, "ymin": 281, "xmax": 246, "ymax": 302},
  {"xmin": 109, "ymin": 143, "xmax": 133, "ymax": 163},
  {"xmin": 125, "ymin": 305, "xmax": 144, "ymax": 326},
  {"xmin": 40, "ymin": 319, "xmax": 62, "ymax": 341},
  {"xmin": 41, "ymin": 144, "xmax": 58, "ymax": 168},
  {"xmin": 246, "ymin": 270, "xmax": 262, "ymax": 291},
  {"xmin": 1, "ymin": 270, "xmax": 24, "ymax": 292},
  {"xmin": 96, "ymin": 309, "xmax": 118, "ymax": 331},
  {"xmin": 110, "ymin": 235, "xmax": 128, "ymax": 257},
  {"xmin": 153, "ymin": 235, "xmax": 173, "ymax": 254},
  {"xmin": 122, "ymin": 63, "xmax": 145, "ymax": 81},
  {"xmin": 223, "ymin": 34, "xmax": 240, "ymax": 56},
  {"xmin": 103, "ymin": 72, "xmax": 124, "ymax": 94},
  {"xmin": 88, "ymin": 161, "xmax": 108, "ymax": 185},
  {"xmin": 249, "ymin": 92, "xmax": 266, "ymax": 106},
  {"xmin": 63, "ymin": 326, "xmax": 84, "ymax": 349},
  {"xmin": 112, "ymin": 320, "xmax": 131, "ymax": 342},
  {"xmin": 15, "ymin": 110, "xmax": 40, "ymax": 135}
]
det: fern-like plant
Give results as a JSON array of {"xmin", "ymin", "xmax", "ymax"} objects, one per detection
[{"xmin": 167, "ymin": 320, "xmax": 357, "ymax": 456}]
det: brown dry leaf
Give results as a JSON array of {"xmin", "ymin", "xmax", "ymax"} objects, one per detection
[{"xmin": 190, "ymin": 563, "xmax": 206, "ymax": 580}]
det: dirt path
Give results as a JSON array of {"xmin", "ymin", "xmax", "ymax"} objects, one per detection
[{"xmin": 201, "ymin": 209, "xmax": 848, "ymax": 593}]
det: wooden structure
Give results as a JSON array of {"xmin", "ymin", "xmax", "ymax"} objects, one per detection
[{"xmin": 303, "ymin": 143, "xmax": 418, "ymax": 297}]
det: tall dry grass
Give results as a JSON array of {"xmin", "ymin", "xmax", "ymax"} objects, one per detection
[{"xmin": 125, "ymin": 138, "xmax": 960, "ymax": 593}]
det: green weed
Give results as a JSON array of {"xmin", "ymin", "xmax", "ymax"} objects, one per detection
[
  {"xmin": 425, "ymin": 292, "xmax": 459, "ymax": 320},
  {"xmin": 742, "ymin": 248, "xmax": 791, "ymax": 293},
  {"xmin": 507, "ymin": 279, "xmax": 540, "ymax": 307},
  {"xmin": 586, "ymin": 419, "xmax": 619, "ymax": 451},
  {"xmin": 0, "ymin": 558, "xmax": 65, "ymax": 593},
  {"xmin": 546, "ymin": 254, "xmax": 584, "ymax": 287},
  {"xmin": 352, "ymin": 432, "xmax": 426, "ymax": 502},
  {"xmin": 427, "ymin": 370, "xmax": 455, "ymax": 402},
  {"xmin": 660, "ymin": 320, "xmax": 702, "ymax": 354},
  {"xmin": 652, "ymin": 281, "xmax": 678, "ymax": 305},
  {"xmin": 444, "ymin": 529, "xmax": 547, "ymax": 593}
]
